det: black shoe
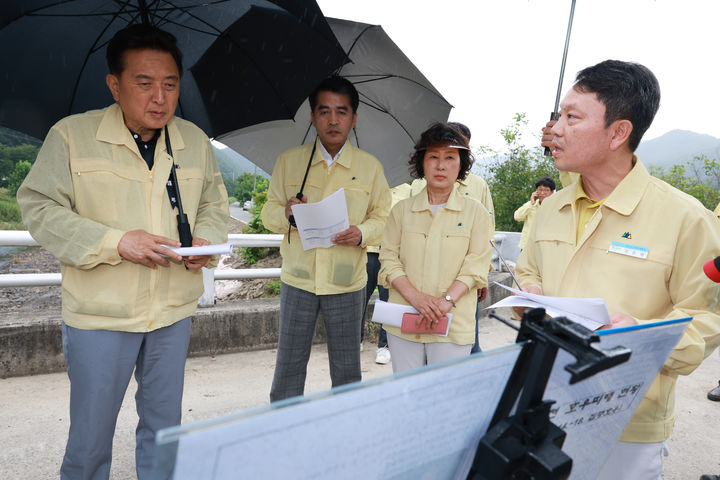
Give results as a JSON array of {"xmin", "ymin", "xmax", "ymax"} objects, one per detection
[
  {"xmin": 707, "ymin": 381, "xmax": 720, "ymax": 401},
  {"xmin": 699, "ymin": 475, "xmax": 720, "ymax": 480}
]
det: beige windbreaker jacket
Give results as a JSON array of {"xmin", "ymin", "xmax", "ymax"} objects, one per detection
[
  {"xmin": 516, "ymin": 159, "xmax": 720, "ymax": 442},
  {"xmin": 261, "ymin": 139, "xmax": 391, "ymax": 295},
  {"xmin": 378, "ymin": 187, "xmax": 494, "ymax": 345},
  {"xmin": 18, "ymin": 104, "xmax": 228, "ymax": 332}
]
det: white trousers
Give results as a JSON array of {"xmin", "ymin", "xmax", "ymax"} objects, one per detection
[{"xmin": 387, "ymin": 333, "xmax": 471, "ymax": 373}]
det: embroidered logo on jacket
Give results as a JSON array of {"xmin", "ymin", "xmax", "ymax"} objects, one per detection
[{"xmin": 621, "ymin": 232, "xmax": 632, "ymax": 239}]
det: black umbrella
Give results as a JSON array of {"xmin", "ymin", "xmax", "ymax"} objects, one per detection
[
  {"xmin": 216, "ymin": 17, "xmax": 452, "ymax": 188},
  {"xmin": 0, "ymin": 0, "xmax": 348, "ymax": 141}
]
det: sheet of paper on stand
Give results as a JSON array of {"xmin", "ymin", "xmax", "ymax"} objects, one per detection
[
  {"xmin": 166, "ymin": 242, "xmax": 234, "ymax": 256},
  {"xmin": 371, "ymin": 300, "xmax": 453, "ymax": 336},
  {"xmin": 290, "ymin": 188, "xmax": 350, "ymax": 251},
  {"xmin": 486, "ymin": 282, "xmax": 611, "ymax": 330}
]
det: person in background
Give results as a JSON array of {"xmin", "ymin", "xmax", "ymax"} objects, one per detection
[
  {"xmin": 410, "ymin": 122, "xmax": 492, "ymax": 354},
  {"xmin": 17, "ymin": 24, "xmax": 229, "ymax": 479},
  {"xmin": 362, "ymin": 182, "xmax": 412, "ymax": 365},
  {"xmin": 513, "ymin": 176, "xmax": 556, "ymax": 250},
  {"xmin": 542, "ymin": 120, "xmax": 578, "ymax": 189},
  {"xmin": 519, "ymin": 59, "xmax": 720, "ymax": 479},
  {"xmin": 262, "ymin": 76, "xmax": 391, "ymax": 402},
  {"xmin": 378, "ymin": 122, "xmax": 493, "ymax": 372}
]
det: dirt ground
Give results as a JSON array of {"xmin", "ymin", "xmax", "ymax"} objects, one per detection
[
  {"xmin": 2, "ymin": 225, "xmax": 719, "ymax": 478},
  {"xmin": 1, "ymin": 315, "xmax": 719, "ymax": 479}
]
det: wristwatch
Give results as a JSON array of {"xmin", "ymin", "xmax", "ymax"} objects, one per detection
[{"xmin": 444, "ymin": 295, "xmax": 456, "ymax": 307}]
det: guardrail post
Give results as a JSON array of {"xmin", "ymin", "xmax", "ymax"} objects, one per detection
[{"xmin": 198, "ymin": 267, "xmax": 215, "ymax": 308}]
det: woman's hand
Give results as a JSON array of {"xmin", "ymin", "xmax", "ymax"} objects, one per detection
[{"xmin": 409, "ymin": 291, "xmax": 446, "ymax": 330}]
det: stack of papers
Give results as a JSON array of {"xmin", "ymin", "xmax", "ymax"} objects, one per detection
[
  {"xmin": 487, "ymin": 282, "xmax": 611, "ymax": 330},
  {"xmin": 166, "ymin": 242, "xmax": 234, "ymax": 256},
  {"xmin": 290, "ymin": 188, "xmax": 350, "ymax": 251}
]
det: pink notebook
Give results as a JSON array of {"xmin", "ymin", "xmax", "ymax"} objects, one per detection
[{"xmin": 400, "ymin": 312, "xmax": 450, "ymax": 335}]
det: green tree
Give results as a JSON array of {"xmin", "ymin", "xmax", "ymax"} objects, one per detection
[
  {"xmin": 0, "ymin": 143, "xmax": 39, "ymax": 181},
  {"xmin": 648, "ymin": 155, "xmax": 720, "ymax": 210},
  {"xmin": 479, "ymin": 114, "xmax": 559, "ymax": 231},
  {"xmin": 233, "ymin": 172, "xmax": 268, "ymax": 203},
  {"xmin": 223, "ymin": 177, "xmax": 236, "ymax": 199},
  {"xmin": 7, "ymin": 160, "xmax": 32, "ymax": 196},
  {"xmin": 240, "ymin": 190, "xmax": 278, "ymax": 264}
]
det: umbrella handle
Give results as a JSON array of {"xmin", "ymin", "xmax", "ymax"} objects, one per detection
[
  {"xmin": 288, "ymin": 192, "xmax": 303, "ymax": 228},
  {"xmin": 287, "ymin": 139, "xmax": 318, "ymax": 243},
  {"xmin": 543, "ymin": 112, "xmax": 560, "ymax": 157}
]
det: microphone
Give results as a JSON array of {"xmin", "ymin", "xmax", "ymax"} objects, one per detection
[{"xmin": 703, "ymin": 257, "xmax": 720, "ymax": 283}]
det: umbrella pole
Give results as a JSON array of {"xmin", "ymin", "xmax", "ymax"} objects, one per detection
[
  {"xmin": 137, "ymin": 0, "xmax": 151, "ymax": 25},
  {"xmin": 544, "ymin": 0, "xmax": 577, "ymax": 156}
]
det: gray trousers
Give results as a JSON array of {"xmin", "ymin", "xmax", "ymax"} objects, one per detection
[
  {"xmin": 60, "ymin": 318, "xmax": 192, "ymax": 480},
  {"xmin": 270, "ymin": 282, "xmax": 364, "ymax": 402}
]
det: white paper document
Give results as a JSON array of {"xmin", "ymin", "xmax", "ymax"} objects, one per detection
[
  {"xmin": 166, "ymin": 242, "xmax": 234, "ymax": 256},
  {"xmin": 291, "ymin": 188, "xmax": 350, "ymax": 251},
  {"xmin": 370, "ymin": 300, "xmax": 453, "ymax": 336},
  {"xmin": 163, "ymin": 344, "xmax": 523, "ymax": 480},
  {"xmin": 547, "ymin": 319, "xmax": 690, "ymax": 479},
  {"xmin": 158, "ymin": 317, "xmax": 689, "ymax": 480},
  {"xmin": 487, "ymin": 282, "xmax": 611, "ymax": 330}
]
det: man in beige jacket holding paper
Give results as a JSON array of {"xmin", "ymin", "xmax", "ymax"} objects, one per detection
[
  {"xmin": 17, "ymin": 25, "xmax": 228, "ymax": 479},
  {"xmin": 518, "ymin": 60, "xmax": 720, "ymax": 479}
]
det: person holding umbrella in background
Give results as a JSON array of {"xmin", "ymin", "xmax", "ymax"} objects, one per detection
[
  {"xmin": 262, "ymin": 76, "xmax": 391, "ymax": 402},
  {"xmin": 17, "ymin": 24, "xmax": 228, "ymax": 479}
]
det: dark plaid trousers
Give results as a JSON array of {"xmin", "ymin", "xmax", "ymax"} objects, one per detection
[{"xmin": 270, "ymin": 282, "xmax": 364, "ymax": 402}]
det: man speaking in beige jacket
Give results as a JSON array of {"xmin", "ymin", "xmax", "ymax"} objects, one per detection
[{"xmin": 520, "ymin": 60, "xmax": 720, "ymax": 479}]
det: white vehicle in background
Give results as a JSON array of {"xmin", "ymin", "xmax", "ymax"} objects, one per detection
[{"xmin": 243, "ymin": 200, "xmax": 255, "ymax": 211}]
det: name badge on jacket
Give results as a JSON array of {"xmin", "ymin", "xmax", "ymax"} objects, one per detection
[{"xmin": 608, "ymin": 241, "xmax": 649, "ymax": 259}]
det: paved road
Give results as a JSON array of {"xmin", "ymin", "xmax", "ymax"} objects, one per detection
[
  {"xmin": 229, "ymin": 205, "xmax": 251, "ymax": 224},
  {"xmin": 1, "ymin": 316, "xmax": 718, "ymax": 479}
]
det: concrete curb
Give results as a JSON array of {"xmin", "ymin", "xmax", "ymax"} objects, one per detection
[{"xmin": 0, "ymin": 272, "xmax": 513, "ymax": 378}]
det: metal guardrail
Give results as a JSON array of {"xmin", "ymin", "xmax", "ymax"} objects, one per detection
[
  {"xmin": 0, "ymin": 230, "xmax": 521, "ymax": 289},
  {"xmin": 0, "ymin": 232, "xmax": 284, "ymax": 288}
]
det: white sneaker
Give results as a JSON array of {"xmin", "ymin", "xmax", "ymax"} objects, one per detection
[
  {"xmin": 360, "ymin": 342, "xmax": 364, "ymax": 352},
  {"xmin": 375, "ymin": 346, "xmax": 391, "ymax": 365}
]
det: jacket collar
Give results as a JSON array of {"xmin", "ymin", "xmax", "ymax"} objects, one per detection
[
  {"xmin": 554, "ymin": 156, "xmax": 649, "ymax": 217},
  {"xmin": 410, "ymin": 183, "xmax": 464, "ymax": 212},
  {"xmin": 311, "ymin": 137, "xmax": 353, "ymax": 168},
  {"xmin": 96, "ymin": 103, "xmax": 186, "ymax": 156}
]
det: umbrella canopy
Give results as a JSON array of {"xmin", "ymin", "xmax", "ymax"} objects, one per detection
[
  {"xmin": 0, "ymin": 0, "xmax": 347, "ymax": 141},
  {"xmin": 216, "ymin": 17, "xmax": 452, "ymax": 187}
]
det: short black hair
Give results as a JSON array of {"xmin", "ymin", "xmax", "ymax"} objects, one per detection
[
  {"xmin": 574, "ymin": 60, "xmax": 660, "ymax": 152},
  {"xmin": 535, "ymin": 176, "xmax": 556, "ymax": 190},
  {"xmin": 308, "ymin": 75, "xmax": 359, "ymax": 113},
  {"xmin": 106, "ymin": 24, "xmax": 183, "ymax": 77},
  {"xmin": 448, "ymin": 122, "xmax": 471, "ymax": 141},
  {"xmin": 409, "ymin": 122, "xmax": 474, "ymax": 181}
]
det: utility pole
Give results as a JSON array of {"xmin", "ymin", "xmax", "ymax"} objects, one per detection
[{"xmin": 253, "ymin": 164, "xmax": 257, "ymax": 196}]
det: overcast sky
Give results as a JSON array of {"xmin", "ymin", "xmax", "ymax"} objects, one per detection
[{"xmin": 316, "ymin": 0, "xmax": 720, "ymax": 151}]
